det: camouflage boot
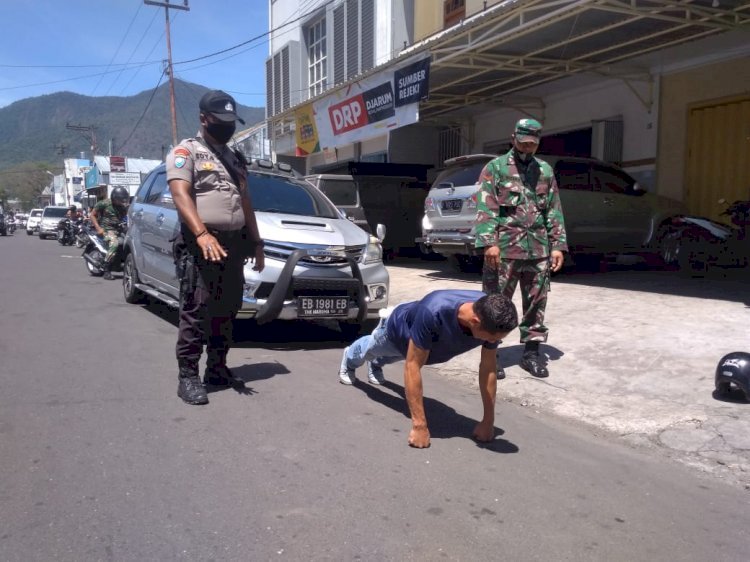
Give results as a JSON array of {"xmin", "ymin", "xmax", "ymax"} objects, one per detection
[{"xmin": 177, "ymin": 359, "xmax": 208, "ymax": 405}]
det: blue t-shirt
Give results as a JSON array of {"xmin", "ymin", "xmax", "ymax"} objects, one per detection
[{"xmin": 386, "ymin": 290, "xmax": 498, "ymax": 365}]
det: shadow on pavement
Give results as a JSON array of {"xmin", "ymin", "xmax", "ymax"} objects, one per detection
[
  {"xmin": 354, "ymin": 379, "xmax": 519, "ymax": 453},
  {"xmin": 205, "ymin": 361, "xmax": 291, "ymax": 397},
  {"xmin": 498, "ymin": 344, "xmax": 565, "ymax": 371},
  {"xmin": 390, "ymin": 255, "xmax": 749, "ymax": 305}
]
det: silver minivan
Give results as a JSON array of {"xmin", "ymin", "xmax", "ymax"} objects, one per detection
[
  {"xmin": 418, "ymin": 154, "xmax": 686, "ymax": 268},
  {"xmin": 123, "ymin": 161, "xmax": 389, "ymax": 334}
]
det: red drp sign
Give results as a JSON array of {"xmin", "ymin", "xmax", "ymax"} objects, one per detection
[{"xmin": 328, "ymin": 95, "xmax": 367, "ymax": 135}]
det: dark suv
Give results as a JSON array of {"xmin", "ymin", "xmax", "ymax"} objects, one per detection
[{"xmin": 418, "ymin": 154, "xmax": 686, "ymax": 267}]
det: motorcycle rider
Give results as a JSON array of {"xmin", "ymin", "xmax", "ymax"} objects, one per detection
[
  {"xmin": 89, "ymin": 186, "xmax": 129, "ymax": 280},
  {"xmin": 66, "ymin": 205, "xmax": 82, "ymax": 221}
]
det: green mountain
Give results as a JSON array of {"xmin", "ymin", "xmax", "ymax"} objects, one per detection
[{"xmin": 0, "ymin": 79, "xmax": 265, "ymax": 169}]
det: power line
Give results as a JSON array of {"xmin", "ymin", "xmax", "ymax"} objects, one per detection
[
  {"xmin": 91, "ymin": 2, "xmax": 144, "ymax": 96},
  {"xmin": 105, "ymin": 8, "xmax": 161, "ymax": 96},
  {"xmin": 115, "ymin": 69, "xmax": 166, "ymax": 154}
]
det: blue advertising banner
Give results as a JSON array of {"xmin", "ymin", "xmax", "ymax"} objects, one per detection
[{"xmin": 394, "ymin": 57, "xmax": 430, "ymax": 107}]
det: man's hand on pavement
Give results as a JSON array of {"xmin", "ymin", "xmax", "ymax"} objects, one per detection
[
  {"xmin": 472, "ymin": 421, "xmax": 495, "ymax": 442},
  {"xmin": 408, "ymin": 425, "xmax": 431, "ymax": 448}
]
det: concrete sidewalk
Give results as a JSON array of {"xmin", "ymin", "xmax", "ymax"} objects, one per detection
[{"xmin": 385, "ymin": 258, "xmax": 750, "ymax": 488}]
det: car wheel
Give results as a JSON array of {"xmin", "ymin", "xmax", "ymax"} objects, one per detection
[
  {"xmin": 26, "ymin": 230, "xmax": 32, "ymax": 236},
  {"xmin": 122, "ymin": 253, "xmax": 145, "ymax": 304}
]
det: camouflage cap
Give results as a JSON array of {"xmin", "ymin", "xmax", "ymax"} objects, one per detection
[{"xmin": 514, "ymin": 118, "xmax": 543, "ymax": 143}]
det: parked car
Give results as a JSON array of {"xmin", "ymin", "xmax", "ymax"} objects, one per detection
[
  {"xmin": 26, "ymin": 209, "xmax": 43, "ymax": 235},
  {"xmin": 305, "ymin": 174, "xmax": 371, "ymax": 233},
  {"xmin": 417, "ymin": 154, "xmax": 687, "ymax": 269},
  {"xmin": 38, "ymin": 206, "xmax": 70, "ymax": 239},
  {"xmin": 123, "ymin": 159, "xmax": 389, "ymax": 335}
]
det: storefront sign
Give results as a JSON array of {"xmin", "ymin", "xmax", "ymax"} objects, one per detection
[
  {"xmin": 297, "ymin": 55, "xmax": 430, "ymax": 154},
  {"xmin": 109, "ymin": 172, "xmax": 141, "ymax": 186}
]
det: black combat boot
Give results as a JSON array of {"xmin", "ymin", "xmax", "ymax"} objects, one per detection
[
  {"xmin": 204, "ymin": 349, "xmax": 234, "ymax": 388},
  {"xmin": 102, "ymin": 263, "xmax": 114, "ymax": 280},
  {"xmin": 519, "ymin": 342, "xmax": 549, "ymax": 378},
  {"xmin": 177, "ymin": 359, "xmax": 208, "ymax": 405}
]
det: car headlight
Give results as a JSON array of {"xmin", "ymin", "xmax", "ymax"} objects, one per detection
[
  {"xmin": 424, "ymin": 197, "xmax": 436, "ymax": 212},
  {"xmin": 465, "ymin": 195, "xmax": 477, "ymax": 210},
  {"xmin": 364, "ymin": 236, "xmax": 383, "ymax": 264}
]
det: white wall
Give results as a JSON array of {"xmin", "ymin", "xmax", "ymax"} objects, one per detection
[{"xmin": 472, "ymin": 77, "xmax": 660, "ymax": 166}]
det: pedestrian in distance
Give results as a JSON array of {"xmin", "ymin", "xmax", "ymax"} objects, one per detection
[
  {"xmin": 89, "ymin": 186, "xmax": 129, "ymax": 280},
  {"xmin": 474, "ymin": 118, "xmax": 568, "ymax": 379},
  {"xmin": 166, "ymin": 90, "xmax": 265, "ymax": 406},
  {"xmin": 338, "ymin": 290, "xmax": 518, "ymax": 448}
]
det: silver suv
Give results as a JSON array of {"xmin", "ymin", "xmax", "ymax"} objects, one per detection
[
  {"xmin": 122, "ymin": 160, "xmax": 389, "ymax": 333},
  {"xmin": 418, "ymin": 154, "xmax": 686, "ymax": 268}
]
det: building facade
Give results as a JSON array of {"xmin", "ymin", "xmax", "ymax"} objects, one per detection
[{"xmin": 267, "ymin": 0, "xmax": 750, "ymax": 222}]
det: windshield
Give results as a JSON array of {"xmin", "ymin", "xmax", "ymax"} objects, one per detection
[
  {"xmin": 433, "ymin": 158, "xmax": 493, "ymax": 188},
  {"xmin": 43, "ymin": 207, "xmax": 69, "ymax": 218},
  {"xmin": 317, "ymin": 179, "xmax": 358, "ymax": 206},
  {"xmin": 248, "ymin": 173, "xmax": 339, "ymax": 218},
  {"xmin": 31, "ymin": 210, "xmax": 43, "ymax": 217}
]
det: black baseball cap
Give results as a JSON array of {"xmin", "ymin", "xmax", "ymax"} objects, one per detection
[{"xmin": 199, "ymin": 90, "xmax": 245, "ymax": 124}]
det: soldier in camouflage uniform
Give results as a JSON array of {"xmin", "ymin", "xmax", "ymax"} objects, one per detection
[{"xmin": 474, "ymin": 118, "xmax": 568, "ymax": 378}]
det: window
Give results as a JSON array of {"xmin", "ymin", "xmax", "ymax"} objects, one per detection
[
  {"xmin": 318, "ymin": 179, "xmax": 359, "ymax": 206},
  {"xmin": 444, "ymin": 0, "xmax": 465, "ymax": 28},
  {"xmin": 592, "ymin": 164, "xmax": 635, "ymax": 195},
  {"xmin": 433, "ymin": 158, "xmax": 493, "ymax": 189},
  {"xmin": 248, "ymin": 175, "xmax": 339, "ymax": 218},
  {"xmin": 135, "ymin": 171, "xmax": 157, "ymax": 203},
  {"xmin": 307, "ymin": 17, "xmax": 327, "ymax": 97},
  {"xmin": 145, "ymin": 172, "xmax": 170, "ymax": 205},
  {"xmin": 555, "ymin": 161, "xmax": 591, "ymax": 191}
]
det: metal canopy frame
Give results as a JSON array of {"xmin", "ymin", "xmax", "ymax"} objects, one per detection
[
  {"xmin": 417, "ymin": 0, "xmax": 750, "ymax": 121},
  {"xmin": 269, "ymin": 0, "xmax": 749, "ymax": 137}
]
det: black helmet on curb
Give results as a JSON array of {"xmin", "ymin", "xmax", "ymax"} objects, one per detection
[
  {"xmin": 110, "ymin": 186, "xmax": 129, "ymax": 207},
  {"xmin": 715, "ymin": 352, "xmax": 750, "ymax": 401}
]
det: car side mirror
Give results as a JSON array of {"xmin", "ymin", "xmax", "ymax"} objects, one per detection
[{"xmin": 376, "ymin": 223, "xmax": 386, "ymax": 242}]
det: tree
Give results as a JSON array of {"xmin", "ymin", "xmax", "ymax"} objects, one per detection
[{"xmin": 0, "ymin": 161, "xmax": 59, "ymax": 210}]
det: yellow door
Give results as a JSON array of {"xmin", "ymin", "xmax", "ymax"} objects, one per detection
[{"xmin": 685, "ymin": 97, "xmax": 750, "ymax": 221}]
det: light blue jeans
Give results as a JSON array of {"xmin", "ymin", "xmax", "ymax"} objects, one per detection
[{"xmin": 342, "ymin": 317, "xmax": 403, "ymax": 372}]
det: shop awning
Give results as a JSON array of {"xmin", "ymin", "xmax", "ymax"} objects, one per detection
[{"xmin": 405, "ymin": 0, "xmax": 750, "ymax": 121}]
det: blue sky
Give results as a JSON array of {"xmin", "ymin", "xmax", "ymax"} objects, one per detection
[{"xmin": 0, "ymin": 0, "xmax": 270, "ymax": 109}]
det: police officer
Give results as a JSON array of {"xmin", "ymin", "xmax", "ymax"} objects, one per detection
[
  {"xmin": 474, "ymin": 118, "xmax": 568, "ymax": 378},
  {"xmin": 166, "ymin": 90, "xmax": 265, "ymax": 405}
]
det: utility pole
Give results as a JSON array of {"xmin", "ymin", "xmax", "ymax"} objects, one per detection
[
  {"xmin": 66, "ymin": 123, "xmax": 98, "ymax": 157},
  {"xmin": 144, "ymin": 0, "xmax": 190, "ymax": 147}
]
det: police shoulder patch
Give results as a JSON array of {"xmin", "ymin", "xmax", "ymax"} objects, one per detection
[
  {"xmin": 173, "ymin": 147, "xmax": 190, "ymax": 158},
  {"xmin": 175, "ymin": 156, "xmax": 186, "ymax": 168}
]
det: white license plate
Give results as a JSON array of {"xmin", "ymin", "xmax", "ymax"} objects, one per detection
[
  {"xmin": 441, "ymin": 199, "xmax": 463, "ymax": 212},
  {"xmin": 298, "ymin": 296, "xmax": 349, "ymax": 317}
]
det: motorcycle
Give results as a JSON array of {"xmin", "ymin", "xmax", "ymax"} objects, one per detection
[
  {"xmin": 56, "ymin": 218, "xmax": 77, "ymax": 246},
  {"xmin": 75, "ymin": 219, "xmax": 90, "ymax": 248},
  {"xmin": 81, "ymin": 221, "xmax": 127, "ymax": 277},
  {"xmin": 662, "ymin": 199, "xmax": 750, "ymax": 276}
]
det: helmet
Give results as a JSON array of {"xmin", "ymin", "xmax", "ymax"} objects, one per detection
[
  {"xmin": 715, "ymin": 352, "xmax": 750, "ymax": 400},
  {"xmin": 110, "ymin": 186, "xmax": 129, "ymax": 207}
]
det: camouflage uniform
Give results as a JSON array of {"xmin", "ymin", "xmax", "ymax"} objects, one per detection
[
  {"xmin": 475, "ymin": 148, "xmax": 568, "ymax": 343},
  {"xmin": 92, "ymin": 199, "xmax": 127, "ymax": 264}
]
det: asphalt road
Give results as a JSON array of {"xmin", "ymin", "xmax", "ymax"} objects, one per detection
[{"xmin": 1, "ymin": 233, "xmax": 748, "ymax": 561}]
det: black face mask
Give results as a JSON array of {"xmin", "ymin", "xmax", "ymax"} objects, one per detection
[{"xmin": 205, "ymin": 121, "xmax": 236, "ymax": 144}]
